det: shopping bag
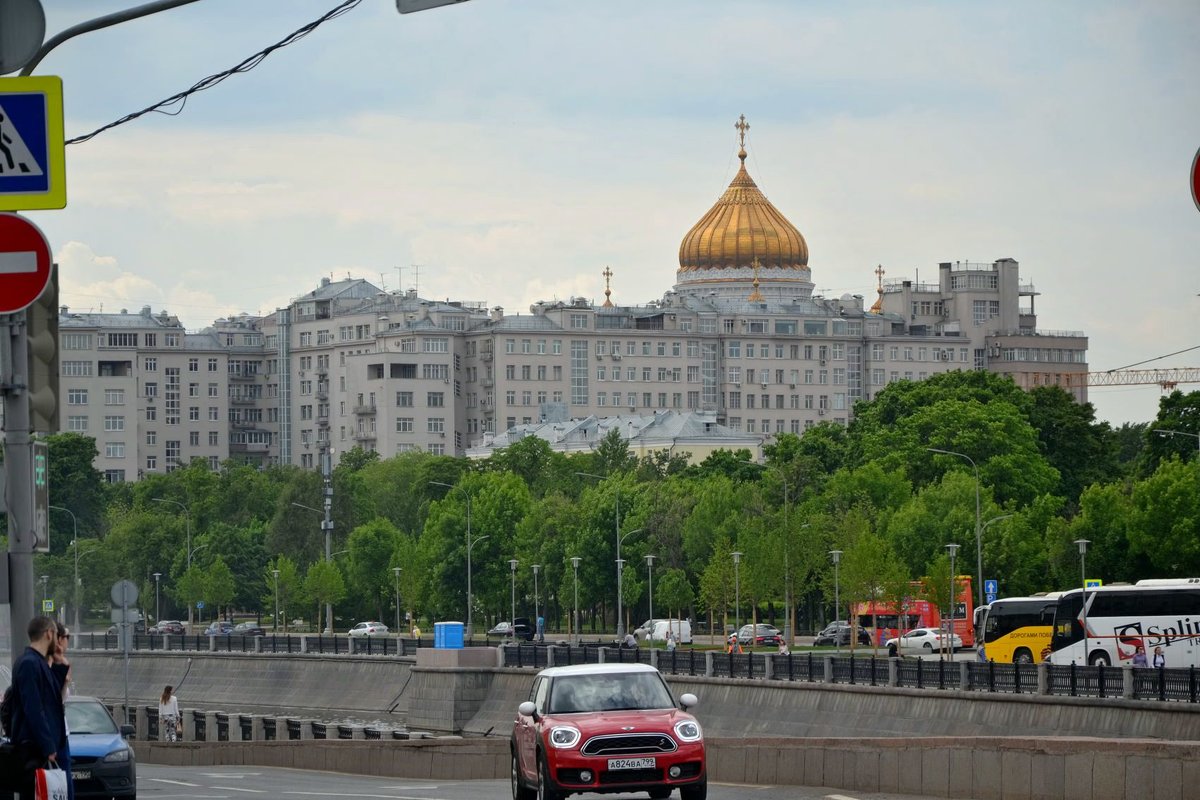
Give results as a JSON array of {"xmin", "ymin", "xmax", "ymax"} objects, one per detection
[{"xmin": 34, "ymin": 763, "xmax": 68, "ymax": 800}]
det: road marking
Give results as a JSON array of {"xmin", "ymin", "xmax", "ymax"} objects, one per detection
[
  {"xmin": 211, "ymin": 787, "xmax": 268, "ymax": 794},
  {"xmin": 283, "ymin": 793, "xmax": 453, "ymax": 799},
  {"xmin": 150, "ymin": 778, "xmax": 203, "ymax": 787},
  {"xmin": 827, "ymin": 794, "xmax": 862, "ymax": 800},
  {"xmin": 201, "ymin": 773, "xmax": 262, "ymax": 778}
]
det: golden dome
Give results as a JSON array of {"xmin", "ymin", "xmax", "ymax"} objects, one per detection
[{"xmin": 678, "ymin": 136, "xmax": 808, "ymax": 274}]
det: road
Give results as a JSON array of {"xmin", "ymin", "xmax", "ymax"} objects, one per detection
[{"xmin": 137, "ymin": 763, "xmax": 938, "ymax": 800}]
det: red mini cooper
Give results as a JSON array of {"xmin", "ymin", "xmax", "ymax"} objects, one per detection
[{"xmin": 511, "ymin": 663, "xmax": 705, "ymax": 800}]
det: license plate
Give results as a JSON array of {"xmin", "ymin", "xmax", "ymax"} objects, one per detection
[
  {"xmin": 607, "ymin": 757, "xmax": 655, "ymax": 770},
  {"xmin": 72, "ymin": 770, "xmax": 91, "ymax": 781}
]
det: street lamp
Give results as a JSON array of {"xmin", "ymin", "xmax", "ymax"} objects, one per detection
[
  {"xmin": 1074, "ymin": 539, "xmax": 1090, "ymax": 665},
  {"xmin": 570, "ymin": 556, "xmax": 581, "ymax": 645},
  {"xmin": 927, "ymin": 449, "xmax": 983, "ymax": 608},
  {"xmin": 153, "ymin": 572, "xmax": 162, "ymax": 625},
  {"xmin": 645, "ymin": 554, "xmax": 656, "ymax": 631},
  {"xmin": 272, "ymin": 569, "xmax": 281, "ymax": 633},
  {"xmin": 576, "ymin": 471, "xmax": 630, "ymax": 637},
  {"xmin": 49, "ymin": 506, "xmax": 78, "ymax": 631},
  {"xmin": 732, "ymin": 551, "xmax": 743, "ymax": 647},
  {"xmin": 431, "ymin": 481, "xmax": 484, "ymax": 639},
  {"xmin": 509, "ymin": 559, "xmax": 519, "ymax": 630},
  {"xmin": 153, "ymin": 497, "xmax": 195, "ymax": 627},
  {"xmin": 946, "ymin": 543, "xmax": 960, "ymax": 659},
  {"xmin": 393, "ymin": 567, "xmax": 402, "ymax": 636},
  {"xmin": 1154, "ymin": 428, "xmax": 1200, "ymax": 456},
  {"xmin": 830, "ymin": 549, "xmax": 843, "ymax": 654},
  {"xmin": 532, "ymin": 564, "xmax": 541, "ymax": 641}
]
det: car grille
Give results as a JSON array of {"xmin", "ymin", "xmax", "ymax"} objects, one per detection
[
  {"xmin": 581, "ymin": 733, "xmax": 676, "ymax": 756},
  {"xmin": 599, "ymin": 767, "xmax": 662, "ymax": 784}
]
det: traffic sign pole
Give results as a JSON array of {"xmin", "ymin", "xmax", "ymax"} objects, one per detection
[{"xmin": 3, "ymin": 309, "xmax": 37, "ymax": 664}]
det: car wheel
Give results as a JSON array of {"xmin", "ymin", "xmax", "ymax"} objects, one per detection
[
  {"xmin": 538, "ymin": 754, "xmax": 562, "ymax": 800},
  {"xmin": 1089, "ymin": 651, "xmax": 1111, "ymax": 667},
  {"xmin": 512, "ymin": 750, "xmax": 535, "ymax": 800},
  {"xmin": 679, "ymin": 778, "xmax": 707, "ymax": 800},
  {"xmin": 923, "ymin": 642, "xmax": 932, "ymax": 650},
  {"xmin": 1013, "ymin": 648, "xmax": 1034, "ymax": 665}
]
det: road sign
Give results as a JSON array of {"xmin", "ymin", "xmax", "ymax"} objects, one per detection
[
  {"xmin": 0, "ymin": 75, "xmax": 64, "ymax": 210},
  {"xmin": 984, "ymin": 579, "xmax": 998, "ymax": 595},
  {"xmin": 0, "ymin": 211, "xmax": 51, "ymax": 313},
  {"xmin": 41, "ymin": 599, "xmax": 52, "ymax": 612},
  {"xmin": 985, "ymin": 592, "xmax": 997, "ymax": 604},
  {"xmin": 0, "ymin": 0, "xmax": 46, "ymax": 75},
  {"xmin": 1085, "ymin": 578, "xmax": 1103, "ymax": 589},
  {"xmin": 196, "ymin": 600, "xmax": 205, "ymax": 610},
  {"xmin": 110, "ymin": 579, "xmax": 138, "ymax": 607},
  {"xmin": 1192, "ymin": 146, "xmax": 1200, "ymax": 213}
]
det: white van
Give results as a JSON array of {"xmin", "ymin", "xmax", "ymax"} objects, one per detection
[{"xmin": 636, "ymin": 618, "xmax": 692, "ymax": 645}]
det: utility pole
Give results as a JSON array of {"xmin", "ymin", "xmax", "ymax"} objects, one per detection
[
  {"xmin": 4, "ymin": 310, "xmax": 38, "ymax": 661},
  {"xmin": 321, "ymin": 446, "xmax": 334, "ymax": 634}
]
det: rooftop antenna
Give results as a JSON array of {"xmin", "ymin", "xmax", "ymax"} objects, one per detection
[
  {"xmin": 379, "ymin": 272, "xmax": 388, "ymax": 292},
  {"xmin": 411, "ymin": 264, "xmax": 421, "ymax": 296},
  {"xmin": 395, "ymin": 265, "xmax": 404, "ymax": 293}
]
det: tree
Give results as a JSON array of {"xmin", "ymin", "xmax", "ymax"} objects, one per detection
[
  {"xmin": 46, "ymin": 432, "xmax": 107, "ymax": 548},
  {"xmin": 265, "ymin": 556, "xmax": 302, "ymax": 632},
  {"xmin": 1027, "ymin": 386, "xmax": 1119, "ymax": 506},
  {"xmin": 698, "ymin": 535, "xmax": 735, "ymax": 636},
  {"xmin": 594, "ymin": 428, "xmax": 637, "ymax": 476},
  {"xmin": 337, "ymin": 445, "xmax": 381, "ymax": 473},
  {"xmin": 1128, "ymin": 458, "xmax": 1200, "ymax": 575},
  {"xmin": 205, "ymin": 557, "xmax": 236, "ymax": 621},
  {"xmin": 175, "ymin": 565, "xmax": 205, "ymax": 619},
  {"xmin": 656, "ymin": 568, "xmax": 694, "ymax": 628},
  {"xmin": 1137, "ymin": 390, "xmax": 1200, "ymax": 476},
  {"xmin": 303, "ymin": 560, "xmax": 346, "ymax": 632},
  {"xmin": 344, "ymin": 518, "xmax": 402, "ymax": 620},
  {"xmin": 839, "ymin": 529, "xmax": 908, "ymax": 653}
]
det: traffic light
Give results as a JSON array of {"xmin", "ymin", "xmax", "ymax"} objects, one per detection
[{"xmin": 26, "ymin": 263, "xmax": 59, "ymax": 433}]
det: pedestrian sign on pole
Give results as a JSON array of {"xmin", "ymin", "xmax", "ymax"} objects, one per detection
[
  {"xmin": 196, "ymin": 600, "xmax": 205, "ymax": 610},
  {"xmin": 1085, "ymin": 578, "xmax": 1103, "ymax": 589},
  {"xmin": 0, "ymin": 76, "xmax": 66, "ymax": 211},
  {"xmin": 41, "ymin": 599, "xmax": 53, "ymax": 612}
]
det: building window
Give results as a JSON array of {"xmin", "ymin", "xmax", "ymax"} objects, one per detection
[
  {"xmin": 396, "ymin": 418, "xmax": 414, "ymax": 433},
  {"xmin": 103, "ymin": 415, "xmax": 125, "ymax": 431},
  {"xmin": 67, "ymin": 389, "xmax": 88, "ymax": 405},
  {"xmin": 209, "ymin": 431, "xmax": 219, "ymax": 446},
  {"xmin": 428, "ymin": 417, "xmax": 445, "ymax": 434},
  {"xmin": 62, "ymin": 361, "xmax": 93, "ymax": 377},
  {"xmin": 570, "ymin": 314, "xmax": 588, "ymax": 329},
  {"xmin": 62, "ymin": 333, "xmax": 92, "ymax": 350},
  {"xmin": 67, "ymin": 416, "xmax": 88, "ymax": 431},
  {"xmin": 144, "ymin": 357, "xmax": 157, "ymax": 372},
  {"xmin": 106, "ymin": 333, "xmax": 137, "ymax": 348},
  {"xmin": 427, "ymin": 392, "xmax": 445, "ymax": 407}
]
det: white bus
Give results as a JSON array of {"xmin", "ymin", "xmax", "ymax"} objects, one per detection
[{"xmin": 1046, "ymin": 579, "xmax": 1200, "ymax": 667}]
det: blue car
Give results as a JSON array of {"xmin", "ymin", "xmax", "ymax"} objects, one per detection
[{"xmin": 65, "ymin": 696, "xmax": 136, "ymax": 799}]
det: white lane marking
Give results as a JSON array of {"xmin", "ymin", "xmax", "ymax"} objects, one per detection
[
  {"xmin": 827, "ymin": 795, "xmax": 862, "ymax": 800},
  {"xmin": 210, "ymin": 787, "xmax": 267, "ymax": 794},
  {"xmin": 201, "ymin": 773, "xmax": 262, "ymax": 777},
  {"xmin": 150, "ymin": 778, "xmax": 203, "ymax": 787},
  {"xmin": 283, "ymin": 793, "xmax": 455, "ymax": 799},
  {"xmin": 378, "ymin": 787, "xmax": 442, "ymax": 791}
]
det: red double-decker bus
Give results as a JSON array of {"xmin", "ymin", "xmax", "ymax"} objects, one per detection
[{"xmin": 853, "ymin": 576, "xmax": 975, "ymax": 648}]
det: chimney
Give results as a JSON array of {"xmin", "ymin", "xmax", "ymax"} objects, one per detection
[
  {"xmin": 59, "ymin": 305, "xmax": 68, "ymax": 316},
  {"xmin": 320, "ymin": 277, "xmax": 331, "ymax": 287}
]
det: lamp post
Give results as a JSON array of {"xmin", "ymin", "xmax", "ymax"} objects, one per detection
[
  {"xmin": 272, "ymin": 569, "xmax": 281, "ymax": 633},
  {"xmin": 745, "ymin": 462, "xmax": 796, "ymax": 645},
  {"xmin": 645, "ymin": 554, "xmax": 656, "ymax": 631},
  {"xmin": 927, "ymin": 449, "xmax": 983, "ymax": 608},
  {"xmin": 570, "ymin": 556, "xmax": 581, "ymax": 645},
  {"xmin": 431, "ymin": 481, "xmax": 483, "ymax": 639},
  {"xmin": 509, "ymin": 559, "xmax": 518, "ymax": 631},
  {"xmin": 49, "ymin": 506, "xmax": 79, "ymax": 631},
  {"xmin": 946, "ymin": 543, "xmax": 960, "ymax": 659},
  {"xmin": 732, "ymin": 551, "xmax": 743, "ymax": 646},
  {"xmin": 153, "ymin": 572, "xmax": 162, "ymax": 625},
  {"xmin": 393, "ymin": 567, "xmax": 402, "ymax": 636},
  {"xmin": 40, "ymin": 574, "xmax": 48, "ymax": 606},
  {"xmin": 830, "ymin": 549, "xmax": 843, "ymax": 654},
  {"xmin": 153, "ymin": 497, "xmax": 194, "ymax": 626},
  {"xmin": 1154, "ymin": 428, "xmax": 1200, "ymax": 455},
  {"xmin": 1074, "ymin": 539, "xmax": 1090, "ymax": 665},
  {"xmin": 576, "ymin": 471, "xmax": 629, "ymax": 637},
  {"xmin": 532, "ymin": 564, "xmax": 541, "ymax": 641}
]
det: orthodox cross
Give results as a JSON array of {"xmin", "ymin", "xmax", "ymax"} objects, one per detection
[
  {"xmin": 602, "ymin": 266, "xmax": 614, "ymax": 307},
  {"xmin": 735, "ymin": 114, "xmax": 750, "ymax": 149}
]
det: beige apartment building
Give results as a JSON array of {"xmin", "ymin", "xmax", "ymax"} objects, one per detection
[{"xmin": 55, "ymin": 126, "xmax": 1088, "ymax": 478}]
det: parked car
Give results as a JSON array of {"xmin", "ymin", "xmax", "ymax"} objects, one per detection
[
  {"xmin": 885, "ymin": 627, "xmax": 963, "ymax": 656},
  {"xmin": 510, "ymin": 616, "xmax": 535, "ymax": 642},
  {"xmin": 233, "ymin": 621, "xmax": 266, "ymax": 637},
  {"xmin": 636, "ymin": 618, "xmax": 693, "ymax": 644},
  {"xmin": 348, "ymin": 621, "xmax": 389, "ymax": 637},
  {"xmin": 150, "ymin": 620, "xmax": 185, "ymax": 635},
  {"xmin": 512, "ymin": 663, "xmax": 706, "ymax": 800},
  {"xmin": 204, "ymin": 620, "xmax": 234, "ymax": 636},
  {"xmin": 813, "ymin": 623, "xmax": 870, "ymax": 647},
  {"xmin": 65, "ymin": 695, "xmax": 136, "ymax": 799},
  {"xmin": 105, "ymin": 621, "xmax": 147, "ymax": 636},
  {"xmin": 737, "ymin": 624, "xmax": 782, "ymax": 647},
  {"xmin": 489, "ymin": 621, "xmax": 518, "ymax": 637}
]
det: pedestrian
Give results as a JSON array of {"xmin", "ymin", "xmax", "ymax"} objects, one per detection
[
  {"xmin": 51, "ymin": 623, "xmax": 75, "ymax": 800},
  {"xmin": 7, "ymin": 616, "xmax": 68, "ymax": 799},
  {"xmin": 725, "ymin": 633, "xmax": 743, "ymax": 654},
  {"xmin": 665, "ymin": 630, "xmax": 676, "ymax": 652},
  {"xmin": 1131, "ymin": 644, "xmax": 1148, "ymax": 667},
  {"xmin": 411, "ymin": 624, "xmax": 422, "ymax": 640},
  {"xmin": 1152, "ymin": 646, "xmax": 1166, "ymax": 668},
  {"xmin": 159, "ymin": 686, "xmax": 180, "ymax": 742},
  {"xmin": 622, "ymin": 631, "xmax": 638, "ymax": 649},
  {"xmin": 777, "ymin": 640, "xmax": 790, "ymax": 656}
]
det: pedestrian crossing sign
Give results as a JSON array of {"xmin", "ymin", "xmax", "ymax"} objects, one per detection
[
  {"xmin": 42, "ymin": 599, "xmax": 53, "ymax": 612},
  {"xmin": 0, "ymin": 76, "xmax": 66, "ymax": 211}
]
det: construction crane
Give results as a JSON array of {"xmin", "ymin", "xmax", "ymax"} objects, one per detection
[{"xmin": 1086, "ymin": 368, "xmax": 1200, "ymax": 391}]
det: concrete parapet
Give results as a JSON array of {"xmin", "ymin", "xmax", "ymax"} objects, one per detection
[
  {"xmin": 204, "ymin": 712, "xmax": 219, "ymax": 742},
  {"xmin": 250, "ymin": 715, "xmax": 265, "ymax": 741},
  {"xmin": 134, "ymin": 706, "xmax": 149, "ymax": 741}
]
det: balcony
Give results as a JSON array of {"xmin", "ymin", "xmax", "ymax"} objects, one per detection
[
  {"xmin": 229, "ymin": 441, "xmax": 269, "ymax": 453},
  {"xmin": 315, "ymin": 389, "xmax": 328, "ymax": 401},
  {"xmin": 481, "ymin": 352, "xmax": 493, "ymax": 362},
  {"xmin": 229, "ymin": 396, "xmax": 256, "ymax": 406},
  {"xmin": 316, "ymin": 415, "xmax": 329, "ymax": 428},
  {"xmin": 482, "ymin": 379, "xmax": 494, "ymax": 388},
  {"xmin": 353, "ymin": 404, "xmax": 377, "ymax": 415},
  {"xmin": 229, "ymin": 371, "xmax": 257, "ymax": 382},
  {"xmin": 353, "ymin": 431, "xmax": 377, "ymax": 443}
]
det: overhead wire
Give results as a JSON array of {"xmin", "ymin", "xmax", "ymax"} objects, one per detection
[{"xmin": 66, "ymin": 0, "xmax": 363, "ymax": 145}]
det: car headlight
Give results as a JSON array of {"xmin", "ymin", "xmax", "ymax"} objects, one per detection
[
  {"xmin": 674, "ymin": 719, "xmax": 702, "ymax": 743},
  {"xmin": 548, "ymin": 726, "xmax": 581, "ymax": 749},
  {"xmin": 103, "ymin": 747, "xmax": 131, "ymax": 763}
]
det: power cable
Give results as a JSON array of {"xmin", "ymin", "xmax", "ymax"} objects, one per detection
[
  {"xmin": 1104, "ymin": 344, "xmax": 1200, "ymax": 373},
  {"xmin": 66, "ymin": 0, "xmax": 362, "ymax": 145}
]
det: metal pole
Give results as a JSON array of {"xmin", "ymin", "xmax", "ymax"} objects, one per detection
[
  {"xmin": 946, "ymin": 543, "xmax": 959, "ymax": 658},
  {"xmin": 153, "ymin": 572, "xmax": 161, "ymax": 624},
  {"xmin": 393, "ymin": 567, "xmax": 401, "ymax": 636},
  {"xmin": 465, "ymin": 494, "xmax": 473, "ymax": 637},
  {"xmin": 321, "ymin": 448, "xmax": 333, "ymax": 634},
  {"xmin": 645, "ymin": 554, "xmax": 655, "ymax": 630},
  {"xmin": 532, "ymin": 565, "xmax": 541, "ymax": 641},
  {"xmin": 615, "ymin": 490, "xmax": 622, "ymax": 638},
  {"xmin": 1075, "ymin": 539, "xmax": 1090, "ymax": 665},
  {"xmin": 570, "ymin": 557, "xmax": 581, "ymax": 646},
  {"xmin": 928, "ymin": 449, "xmax": 984, "ymax": 608},
  {"xmin": 830, "ymin": 550, "xmax": 842, "ymax": 655},
  {"xmin": 732, "ymin": 551, "xmax": 742, "ymax": 647},
  {"xmin": 5, "ymin": 311, "xmax": 38, "ymax": 664},
  {"xmin": 509, "ymin": 559, "xmax": 518, "ymax": 630},
  {"xmin": 273, "ymin": 569, "xmax": 280, "ymax": 633},
  {"xmin": 50, "ymin": 506, "xmax": 79, "ymax": 629},
  {"xmin": 152, "ymin": 497, "xmax": 193, "ymax": 627}
]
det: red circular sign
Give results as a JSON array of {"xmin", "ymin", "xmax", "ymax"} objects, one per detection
[
  {"xmin": 1193, "ymin": 146, "xmax": 1200, "ymax": 214},
  {"xmin": 0, "ymin": 212, "xmax": 52, "ymax": 314}
]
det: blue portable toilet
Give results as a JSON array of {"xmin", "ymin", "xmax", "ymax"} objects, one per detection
[{"xmin": 434, "ymin": 621, "xmax": 465, "ymax": 649}]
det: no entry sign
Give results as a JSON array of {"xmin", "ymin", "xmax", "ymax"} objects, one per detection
[{"xmin": 0, "ymin": 211, "xmax": 52, "ymax": 314}]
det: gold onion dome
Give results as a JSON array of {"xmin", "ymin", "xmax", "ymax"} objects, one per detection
[{"xmin": 678, "ymin": 125, "xmax": 808, "ymax": 274}]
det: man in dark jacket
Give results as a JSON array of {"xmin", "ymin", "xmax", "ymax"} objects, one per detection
[{"xmin": 8, "ymin": 616, "xmax": 67, "ymax": 797}]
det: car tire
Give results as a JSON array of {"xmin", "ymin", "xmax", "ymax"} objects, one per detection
[
  {"xmin": 511, "ymin": 750, "xmax": 535, "ymax": 800},
  {"xmin": 923, "ymin": 642, "xmax": 933, "ymax": 650},
  {"xmin": 679, "ymin": 778, "xmax": 708, "ymax": 800},
  {"xmin": 1013, "ymin": 648, "xmax": 1034, "ymax": 665},
  {"xmin": 538, "ymin": 754, "xmax": 562, "ymax": 800}
]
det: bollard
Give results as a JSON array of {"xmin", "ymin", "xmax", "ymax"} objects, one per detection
[
  {"xmin": 300, "ymin": 635, "xmax": 309, "ymax": 655},
  {"xmin": 598, "ymin": 647, "xmax": 608, "ymax": 664},
  {"xmin": 250, "ymin": 715, "xmax": 265, "ymax": 741},
  {"xmin": 1037, "ymin": 662, "xmax": 1050, "ymax": 695},
  {"xmin": 204, "ymin": 712, "xmax": 220, "ymax": 741},
  {"xmin": 823, "ymin": 655, "xmax": 834, "ymax": 684},
  {"xmin": 208, "ymin": 635, "xmax": 216, "ymax": 653},
  {"xmin": 704, "ymin": 651, "xmax": 714, "ymax": 678},
  {"xmin": 254, "ymin": 636, "xmax": 263, "ymax": 654},
  {"xmin": 546, "ymin": 646, "xmax": 557, "ymax": 667},
  {"xmin": 888, "ymin": 657, "xmax": 899, "ymax": 687},
  {"xmin": 649, "ymin": 648, "xmax": 658, "ymax": 670},
  {"xmin": 763, "ymin": 653, "xmax": 774, "ymax": 681},
  {"xmin": 299, "ymin": 719, "xmax": 315, "ymax": 740},
  {"xmin": 959, "ymin": 661, "xmax": 970, "ymax": 691}
]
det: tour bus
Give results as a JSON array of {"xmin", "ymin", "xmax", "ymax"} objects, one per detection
[
  {"xmin": 854, "ymin": 576, "xmax": 975, "ymax": 647},
  {"xmin": 1045, "ymin": 579, "xmax": 1200, "ymax": 667},
  {"xmin": 974, "ymin": 593, "xmax": 1060, "ymax": 664}
]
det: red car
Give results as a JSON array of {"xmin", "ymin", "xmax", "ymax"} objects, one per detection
[{"xmin": 512, "ymin": 663, "xmax": 706, "ymax": 800}]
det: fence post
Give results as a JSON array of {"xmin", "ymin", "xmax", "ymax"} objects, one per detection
[
  {"xmin": 251, "ymin": 715, "xmax": 266, "ymax": 741},
  {"xmin": 1122, "ymin": 665, "xmax": 1135, "ymax": 699},
  {"xmin": 959, "ymin": 661, "xmax": 970, "ymax": 691},
  {"xmin": 1158, "ymin": 667, "xmax": 1167, "ymax": 702},
  {"xmin": 1037, "ymin": 662, "xmax": 1049, "ymax": 695},
  {"xmin": 823, "ymin": 655, "xmax": 834, "ymax": 684},
  {"xmin": 764, "ymin": 653, "xmax": 774, "ymax": 681},
  {"xmin": 183, "ymin": 709, "xmax": 200, "ymax": 742},
  {"xmin": 299, "ymin": 719, "xmax": 315, "ymax": 740},
  {"xmin": 300, "ymin": 635, "xmax": 309, "ymax": 655},
  {"xmin": 546, "ymin": 645, "xmax": 557, "ymax": 667},
  {"xmin": 704, "ymin": 651, "xmax": 714, "ymax": 678},
  {"xmin": 649, "ymin": 648, "xmax": 658, "ymax": 670},
  {"xmin": 134, "ymin": 706, "xmax": 149, "ymax": 741},
  {"xmin": 888, "ymin": 657, "xmax": 899, "ymax": 687},
  {"xmin": 204, "ymin": 711, "xmax": 220, "ymax": 741},
  {"xmin": 598, "ymin": 647, "xmax": 608, "ymax": 664}
]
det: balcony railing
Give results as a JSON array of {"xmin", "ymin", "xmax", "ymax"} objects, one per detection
[{"xmin": 353, "ymin": 404, "xmax": 377, "ymax": 415}]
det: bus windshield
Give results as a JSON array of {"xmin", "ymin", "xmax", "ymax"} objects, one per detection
[
  {"xmin": 1049, "ymin": 593, "xmax": 1084, "ymax": 651},
  {"xmin": 980, "ymin": 597, "xmax": 1058, "ymax": 664}
]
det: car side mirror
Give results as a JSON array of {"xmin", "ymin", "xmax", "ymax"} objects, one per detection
[
  {"xmin": 518, "ymin": 701, "xmax": 538, "ymax": 720},
  {"xmin": 119, "ymin": 724, "xmax": 135, "ymax": 737},
  {"xmin": 679, "ymin": 693, "xmax": 698, "ymax": 711}
]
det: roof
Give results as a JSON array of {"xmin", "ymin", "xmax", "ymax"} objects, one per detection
[{"xmin": 535, "ymin": 663, "xmax": 659, "ymax": 678}]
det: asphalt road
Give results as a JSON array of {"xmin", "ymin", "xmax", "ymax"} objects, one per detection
[{"xmin": 137, "ymin": 764, "xmax": 938, "ymax": 800}]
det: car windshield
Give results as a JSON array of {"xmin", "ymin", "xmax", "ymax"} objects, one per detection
[
  {"xmin": 548, "ymin": 672, "xmax": 676, "ymax": 714},
  {"xmin": 66, "ymin": 702, "xmax": 118, "ymax": 735}
]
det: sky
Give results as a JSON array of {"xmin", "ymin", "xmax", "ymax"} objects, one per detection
[{"xmin": 14, "ymin": 0, "xmax": 1200, "ymax": 427}]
